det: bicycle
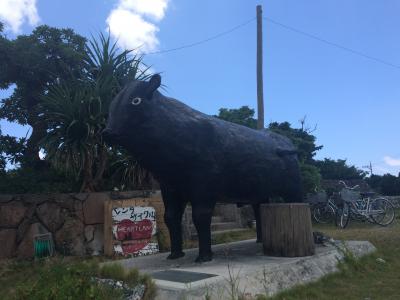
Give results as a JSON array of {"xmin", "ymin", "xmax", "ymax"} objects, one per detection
[
  {"xmin": 311, "ymin": 194, "xmax": 338, "ymax": 224},
  {"xmin": 336, "ymin": 181, "xmax": 395, "ymax": 228}
]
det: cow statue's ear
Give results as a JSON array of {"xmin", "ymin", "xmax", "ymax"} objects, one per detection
[{"xmin": 146, "ymin": 74, "xmax": 161, "ymax": 98}]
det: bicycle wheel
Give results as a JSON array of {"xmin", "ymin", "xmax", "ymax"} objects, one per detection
[
  {"xmin": 336, "ymin": 202, "xmax": 350, "ymax": 229},
  {"xmin": 313, "ymin": 204, "xmax": 335, "ymax": 224},
  {"xmin": 370, "ymin": 198, "xmax": 395, "ymax": 226}
]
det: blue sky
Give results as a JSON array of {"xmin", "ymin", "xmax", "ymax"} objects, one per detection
[{"xmin": 0, "ymin": 0, "xmax": 399, "ymax": 175}]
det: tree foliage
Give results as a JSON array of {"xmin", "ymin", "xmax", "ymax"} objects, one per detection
[
  {"xmin": 300, "ymin": 162, "xmax": 322, "ymax": 194},
  {"xmin": 314, "ymin": 158, "xmax": 366, "ymax": 180},
  {"xmin": 0, "ymin": 128, "xmax": 6, "ymax": 172},
  {"xmin": 0, "ymin": 25, "xmax": 87, "ymax": 168},
  {"xmin": 0, "ymin": 128, "xmax": 26, "ymax": 167},
  {"xmin": 216, "ymin": 106, "xmax": 257, "ymax": 129},
  {"xmin": 366, "ymin": 174, "xmax": 400, "ymax": 196},
  {"xmin": 0, "ymin": 167, "xmax": 80, "ymax": 194},
  {"xmin": 268, "ymin": 121, "xmax": 322, "ymax": 164},
  {"xmin": 0, "ymin": 25, "xmax": 153, "ymax": 193}
]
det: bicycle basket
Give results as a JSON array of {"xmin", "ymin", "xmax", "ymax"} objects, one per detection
[
  {"xmin": 340, "ymin": 189, "xmax": 359, "ymax": 202},
  {"xmin": 307, "ymin": 191, "xmax": 327, "ymax": 204}
]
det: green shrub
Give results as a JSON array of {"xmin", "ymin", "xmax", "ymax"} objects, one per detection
[
  {"xmin": 98, "ymin": 263, "xmax": 157, "ymax": 299},
  {"xmin": 98, "ymin": 263, "xmax": 126, "ymax": 282},
  {"xmin": 300, "ymin": 162, "xmax": 322, "ymax": 194},
  {"xmin": 3, "ymin": 259, "xmax": 156, "ymax": 300},
  {"xmin": 15, "ymin": 260, "xmax": 122, "ymax": 300},
  {"xmin": 140, "ymin": 273, "xmax": 157, "ymax": 300},
  {"xmin": 125, "ymin": 268, "xmax": 140, "ymax": 285}
]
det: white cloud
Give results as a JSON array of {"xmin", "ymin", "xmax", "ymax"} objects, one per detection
[
  {"xmin": 107, "ymin": 8, "xmax": 159, "ymax": 52},
  {"xmin": 119, "ymin": 0, "xmax": 169, "ymax": 21},
  {"xmin": 0, "ymin": 0, "xmax": 40, "ymax": 33},
  {"xmin": 384, "ymin": 156, "xmax": 400, "ymax": 167},
  {"xmin": 106, "ymin": 0, "xmax": 169, "ymax": 52}
]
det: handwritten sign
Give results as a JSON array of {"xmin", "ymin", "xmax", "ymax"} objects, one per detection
[{"xmin": 112, "ymin": 206, "xmax": 159, "ymax": 256}]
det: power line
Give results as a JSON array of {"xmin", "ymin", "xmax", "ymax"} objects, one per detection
[
  {"xmin": 144, "ymin": 17, "xmax": 256, "ymax": 55},
  {"xmin": 263, "ymin": 16, "xmax": 400, "ymax": 70},
  {"xmin": 0, "ymin": 18, "xmax": 256, "ymax": 77}
]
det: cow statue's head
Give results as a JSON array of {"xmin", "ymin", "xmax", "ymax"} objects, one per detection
[{"xmin": 102, "ymin": 74, "xmax": 161, "ymax": 145}]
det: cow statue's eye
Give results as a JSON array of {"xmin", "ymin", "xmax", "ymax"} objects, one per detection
[{"xmin": 131, "ymin": 97, "xmax": 142, "ymax": 106}]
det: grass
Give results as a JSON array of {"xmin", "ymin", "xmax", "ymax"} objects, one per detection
[
  {"xmin": 0, "ymin": 228, "xmax": 256, "ymax": 300},
  {"xmin": 269, "ymin": 217, "xmax": 400, "ymax": 300},
  {"xmin": 0, "ymin": 258, "xmax": 156, "ymax": 300},
  {"xmin": 2, "ymin": 219, "xmax": 400, "ymax": 300}
]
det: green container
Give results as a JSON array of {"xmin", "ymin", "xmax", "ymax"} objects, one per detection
[{"xmin": 34, "ymin": 233, "xmax": 55, "ymax": 258}]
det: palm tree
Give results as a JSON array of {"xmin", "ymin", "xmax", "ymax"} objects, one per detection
[{"xmin": 41, "ymin": 33, "xmax": 152, "ymax": 192}]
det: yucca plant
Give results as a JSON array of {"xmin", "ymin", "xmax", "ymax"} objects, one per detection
[
  {"xmin": 107, "ymin": 149, "xmax": 154, "ymax": 191},
  {"xmin": 41, "ymin": 33, "xmax": 152, "ymax": 192},
  {"xmin": 84, "ymin": 32, "xmax": 152, "ymax": 114}
]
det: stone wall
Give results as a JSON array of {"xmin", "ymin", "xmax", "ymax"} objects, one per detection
[
  {"xmin": 0, "ymin": 190, "xmax": 165, "ymax": 259},
  {"xmin": 0, "ymin": 190, "xmax": 261, "ymax": 259}
]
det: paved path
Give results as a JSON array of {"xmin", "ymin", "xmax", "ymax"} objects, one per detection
[{"xmin": 103, "ymin": 239, "xmax": 376, "ymax": 299}]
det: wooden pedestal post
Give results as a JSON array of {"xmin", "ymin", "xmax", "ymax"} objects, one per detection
[{"xmin": 261, "ymin": 203, "xmax": 315, "ymax": 257}]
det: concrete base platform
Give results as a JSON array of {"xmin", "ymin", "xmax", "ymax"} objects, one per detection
[{"xmin": 111, "ymin": 239, "xmax": 376, "ymax": 299}]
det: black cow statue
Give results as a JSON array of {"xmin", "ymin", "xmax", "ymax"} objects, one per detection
[{"xmin": 103, "ymin": 74, "xmax": 303, "ymax": 263}]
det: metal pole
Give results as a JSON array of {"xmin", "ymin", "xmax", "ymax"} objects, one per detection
[{"xmin": 256, "ymin": 5, "xmax": 264, "ymax": 130}]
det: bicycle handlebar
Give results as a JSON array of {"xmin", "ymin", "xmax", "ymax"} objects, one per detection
[
  {"xmin": 338, "ymin": 180, "xmax": 360, "ymax": 190},
  {"xmin": 338, "ymin": 180, "xmax": 346, "ymax": 187}
]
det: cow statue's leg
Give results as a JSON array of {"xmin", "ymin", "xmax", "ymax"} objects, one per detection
[
  {"xmin": 161, "ymin": 185, "xmax": 187, "ymax": 259},
  {"xmin": 191, "ymin": 200, "xmax": 216, "ymax": 263},
  {"xmin": 252, "ymin": 204, "xmax": 262, "ymax": 243}
]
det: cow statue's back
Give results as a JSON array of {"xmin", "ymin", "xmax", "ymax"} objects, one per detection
[{"xmin": 103, "ymin": 74, "xmax": 303, "ymax": 262}]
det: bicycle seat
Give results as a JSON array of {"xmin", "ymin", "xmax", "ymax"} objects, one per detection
[{"xmin": 360, "ymin": 191, "xmax": 376, "ymax": 198}]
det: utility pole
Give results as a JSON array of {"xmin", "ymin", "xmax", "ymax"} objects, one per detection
[
  {"xmin": 362, "ymin": 161, "xmax": 373, "ymax": 176},
  {"xmin": 369, "ymin": 161, "xmax": 373, "ymax": 176},
  {"xmin": 256, "ymin": 4, "xmax": 264, "ymax": 130}
]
